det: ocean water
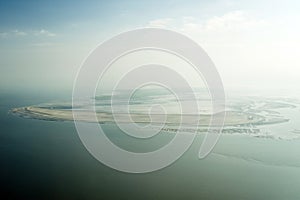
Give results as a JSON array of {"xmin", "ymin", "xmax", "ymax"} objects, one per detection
[{"xmin": 1, "ymin": 91, "xmax": 300, "ymax": 199}]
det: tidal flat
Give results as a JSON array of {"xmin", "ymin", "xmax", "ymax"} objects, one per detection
[{"xmin": 11, "ymin": 91, "xmax": 300, "ymax": 140}]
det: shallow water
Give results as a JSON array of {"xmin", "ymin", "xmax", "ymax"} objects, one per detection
[{"xmin": 2, "ymin": 91, "xmax": 300, "ymax": 199}]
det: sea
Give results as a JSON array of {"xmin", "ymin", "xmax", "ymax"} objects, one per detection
[{"xmin": 1, "ymin": 90, "xmax": 300, "ymax": 199}]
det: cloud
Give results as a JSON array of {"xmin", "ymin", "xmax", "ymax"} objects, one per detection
[
  {"xmin": 0, "ymin": 32, "xmax": 8, "ymax": 38},
  {"xmin": 30, "ymin": 42, "xmax": 57, "ymax": 47},
  {"xmin": 209, "ymin": 11, "xmax": 265, "ymax": 31},
  {"xmin": 144, "ymin": 11, "xmax": 278, "ymax": 88},
  {"xmin": 12, "ymin": 30, "xmax": 27, "ymax": 36},
  {"xmin": 147, "ymin": 11, "xmax": 266, "ymax": 36},
  {"xmin": 33, "ymin": 29, "xmax": 56, "ymax": 37},
  {"xmin": 0, "ymin": 30, "xmax": 27, "ymax": 38},
  {"xmin": 147, "ymin": 18, "xmax": 173, "ymax": 28},
  {"xmin": 181, "ymin": 11, "xmax": 266, "ymax": 34},
  {"xmin": 0, "ymin": 29, "xmax": 56, "ymax": 39}
]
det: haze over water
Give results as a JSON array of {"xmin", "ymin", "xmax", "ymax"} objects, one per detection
[{"xmin": 1, "ymin": 0, "xmax": 300, "ymax": 199}]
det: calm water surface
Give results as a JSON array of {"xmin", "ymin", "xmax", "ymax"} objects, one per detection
[{"xmin": 1, "ymin": 91, "xmax": 300, "ymax": 199}]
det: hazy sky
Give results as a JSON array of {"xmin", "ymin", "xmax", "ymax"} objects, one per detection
[{"xmin": 0, "ymin": 0, "xmax": 299, "ymax": 93}]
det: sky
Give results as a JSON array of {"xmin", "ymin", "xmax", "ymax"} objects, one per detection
[{"xmin": 0, "ymin": 0, "xmax": 300, "ymax": 94}]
